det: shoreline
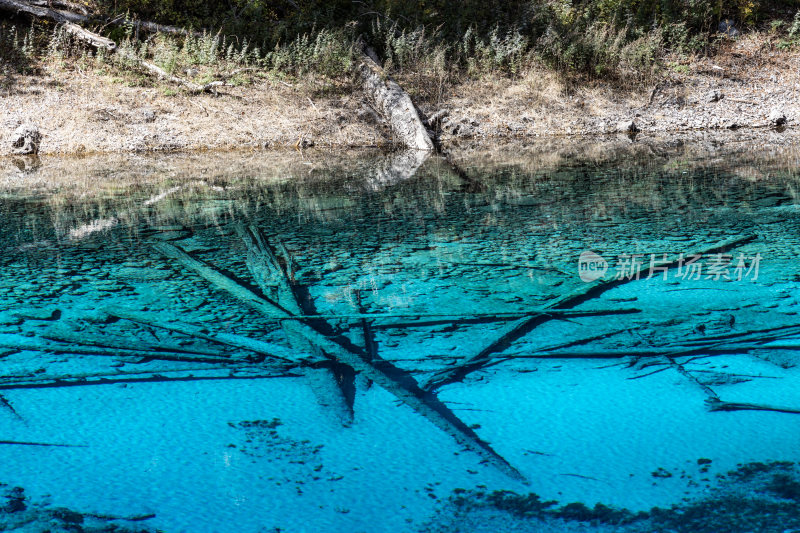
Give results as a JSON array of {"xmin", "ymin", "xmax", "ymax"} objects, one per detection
[{"xmin": 2, "ymin": 32, "xmax": 798, "ymax": 158}]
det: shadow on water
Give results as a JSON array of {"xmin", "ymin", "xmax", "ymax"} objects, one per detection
[{"xmin": 1, "ymin": 140, "xmax": 800, "ymax": 531}]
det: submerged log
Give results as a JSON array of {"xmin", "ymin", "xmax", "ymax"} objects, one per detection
[
  {"xmin": 422, "ymin": 234, "xmax": 758, "ymax": 391},
  {"xmin": 154, "ymin": 239, "xmax": 526, "ymax": 482},
  {"xmin": 41, "ymin": 328, "xmax": 236, "ymax": 359},
  {"xmin": 372, "ymin": 308, "xmax": 640, "ymax": 329},
  {"xmin": 706, "ymin": 398, "xmax": 800, "ymax": 415},
  {"xmin": 0, "ymin": 439, "xmax": 86, "ymax": 447},
  {"xmin": 238, "ymin": 225, "xmax": 354, "ymax": 426},
  {"xmin": 0, "ymin": 394, "xmax": 23, "ymax": 422},
  {"xmin": 104, "ymin": 307, "xmax": 311, "ymax": 363},
  {"xmin": 0, "ymin": 334, "xmax": 237, "ymax": 364},
  {"xmin": 0, "ymin": 369, "xmax": 298, "ymax": 390},
  {"xmin": 0, "ymin": 365, "xmax": 269, "ymax": 385},
  {"xmin": 358, "ymin": 45, "xmax": 434, "ymax": 151}
]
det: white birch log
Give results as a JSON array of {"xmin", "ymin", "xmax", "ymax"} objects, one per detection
[{"xmin": 357, "ymin": 45, "xmax": 435, "ymax": 151}]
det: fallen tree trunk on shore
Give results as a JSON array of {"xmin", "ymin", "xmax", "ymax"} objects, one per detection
[
  {"xmin": 0, "ymin": 0, "xmax": 220, "ymax": 92},
  {"xmin": 357, "ymin": 44, "xmax": 434, "ymax": 151},
  {"xmin": 0, "ymin": 0, "xmax": 198, "ymax": 36}
]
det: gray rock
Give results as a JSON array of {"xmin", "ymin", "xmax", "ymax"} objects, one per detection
[
  {"xmin": 706, "ymin": 89, "xmax": 723, "ymax": 103},
  {"xmin": 442, "ymin": 117, "xmax": 478, "ymax": 137},
  {"xmin": 424, "ymin": 108, "xmax": 449, "ymax": 128},
  {"xmin": 718, "ymin": 19, "xmax": 740, "ymax": 37},
  {"xmin": 768, "ymin": 108, "xmax": 787, "ymax": 126},
  {"xmin": 137, "ymin": 108, "xmax": 156, "ymax": 123},
  {"xmin": 11, "ymin": 123, "xmax": 41, "ymax": 155},
  {"xmin": 616, "ymin": 120, "xmax": 639, "ymax": 133}
]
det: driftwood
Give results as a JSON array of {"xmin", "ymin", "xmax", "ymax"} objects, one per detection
[
  {"xmin": 0, "ymin": 0, "xmax": 88, "ymax": 25},
  {"xmin": 357, "ymin": 44, "xmax": 434, "ymax": 151},
  {"xmin": 422, "ymin": 234, "xmax": 758, "ymax": 391},
  {"xmin": 154, "ymin": 239, "xmax": 527, "ymax": 482},
  {"xmin": 127, "ymin": 56, "xmax": 226, "ymax": 94},
  {"xmin": 0, "ymin": 0, "xmax": 116, "ymax": 48},
  {"xmin": 26, "ymin": 0, "xmax": 87, "ymax": 15}
]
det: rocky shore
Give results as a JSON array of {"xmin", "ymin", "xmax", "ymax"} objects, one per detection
[{"xmin": 1, "ymin": 34, "xmax": 797, "ymax": 156}]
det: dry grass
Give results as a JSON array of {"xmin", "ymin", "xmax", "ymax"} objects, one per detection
[
  {"xmin": 2, "ymin": 31, "xmax": 800, "ymax": 156},
  {"xmin": 0, "ymin": 63, "xmax": 387, "ymax": 156}
]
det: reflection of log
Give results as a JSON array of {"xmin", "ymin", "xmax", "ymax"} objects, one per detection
[
  {"xmin": 358, "ymin": 46, "xmax": 434, "ymax": 151},
  {"xmin": 154, "ymin": 240, "xmax": 526, "ymax": 482},
  {"xmin": 365, "ymin": 150, "xmax": 430, "ymax": 191},
  {"xmin": 706, "ymin": 398, "xmax": 800, "ymax": 415},
  {"xmin": 422, "ymin": 234, "xmax": 758, "ymax": 391}
]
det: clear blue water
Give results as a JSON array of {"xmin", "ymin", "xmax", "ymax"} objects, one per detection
[{"xmin": 1, "ymin": 149, "xmax": 800, "ymax": 532}]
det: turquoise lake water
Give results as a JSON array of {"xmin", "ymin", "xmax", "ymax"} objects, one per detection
[{"xmin": 1, "ymin": 147, "xmax": 800, "ymax": 532}]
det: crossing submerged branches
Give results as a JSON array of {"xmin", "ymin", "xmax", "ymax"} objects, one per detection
[
  {"xmin": 420, "ymin": 234, "xmax": 758, "ymax": 392},
  {"xmin": 152, "ymin": 235, "xmax": 528, "ymax": 482},
  {"xmin": 5, "ymin": 218, "xmax": 799, "ymax": 503}
]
